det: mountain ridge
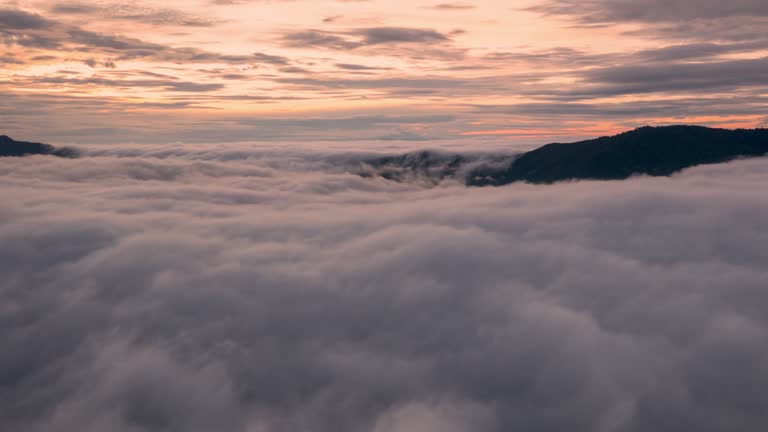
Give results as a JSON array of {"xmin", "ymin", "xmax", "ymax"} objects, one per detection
[
  {"xmin": 359, "ymin": 125, "xmax": 768, "ymax": 186},
  {"xmin": 0, "ymin": 135, "xmax": 79, "ymax": 158},
  {"xmin": 467, "ymin": 125, "xmax": 768, "ymax": 185},
  {"xmin": 4, "ymin": 125, "xmax": 768, "ymax": 186}
]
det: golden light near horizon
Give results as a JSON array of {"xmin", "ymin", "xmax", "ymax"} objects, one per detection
[{"xmin": 2, "ymin": 0, "xmax": 768, "ymax": 144}]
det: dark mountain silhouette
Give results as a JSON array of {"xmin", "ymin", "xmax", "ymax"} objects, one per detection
[
  {"xmin": 0, "ymin": 135, "xmax": 79, "ymax": 158},
  {"xmin": 5, "ymin": 126, "xmax": 768, "ymax": 185},
  {"xmin": 360, "ymin": 126, "xmax": 768, "ymax": 186},
  {"xmin": 468, "ymin": 126, "xmax": 768, "ymax": 186}
]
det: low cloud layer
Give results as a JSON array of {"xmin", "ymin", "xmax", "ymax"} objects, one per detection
[{"xmin": 2, "ymin": 146, "xmax": 768, "ymax": 431}]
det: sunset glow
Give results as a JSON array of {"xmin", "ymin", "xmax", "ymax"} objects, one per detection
[{"xmin": 3, "ymin": 0, "xmax": 767, "ymax": 144}]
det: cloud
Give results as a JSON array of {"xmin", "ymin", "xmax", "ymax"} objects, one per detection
[
  {"xmin": 430, "ymin": 3, "xmax": 476, "ymax": 11},
  {"xmin": 15, "ymin": 75, "xmax": 225, "ymax": 93},
  {"xmin": 572, "ymin": 57, "xmax": 768, "ymax": 97},
  {"xmin": 335, "ymin": 63, "xmax": 393, "ymax": 71},
  {"xmin": 0, "ymin": 54, "xmax": 24, "ymax": 64},
  {"xmin": 0, "ymin": 8, "xmax": 54, "ymax": 29},
  {"xmin": 529, "ymin": 0, "xmax": 768, "ymax": 23},
  {"xmin": 359, "ymin": 27, "xmax": 450, "ymax": 45},
  {"xmin": 1, "ymin": 145, "xmax": 768, "ymax": 431},
  {"xmin": 0, "ymin": 8, "xmax": 287, "ymax": 65},
  {"xmin": 49, "ymin": 2, "xmax": 217, "ymax": 27},
  {"xmin": 4, "ymin": 1, "xmax": 768, "ymax": 145},
  {"xmin": 280, "ymin": 27, "xmax": 455, "ymax": 50},
  {"xmin": 528, "ymin": 0, "xmax": 768, "ymax": 45},
  {"xmin": 281, "ymin": 29, "xmax": 359, "ymax": 50}
]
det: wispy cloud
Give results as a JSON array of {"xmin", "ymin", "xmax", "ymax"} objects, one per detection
[{"xmin": 2, "ymin": 0, "xmax": 768, "ymax": 142}]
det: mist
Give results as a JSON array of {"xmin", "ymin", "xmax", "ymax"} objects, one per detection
[{"xmin": 2, "ymin": 144, "xmax": 768, "ymax": 432}]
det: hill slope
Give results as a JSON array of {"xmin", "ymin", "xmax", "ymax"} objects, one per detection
[
  {"xmin": 0, "ymin": 135, "xmax": 78, "ymax": 158},
  {"xmin": 468, "ymin": 126, "xmax": 768, "ymax": 186}
]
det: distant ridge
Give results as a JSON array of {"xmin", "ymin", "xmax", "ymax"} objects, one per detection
[
  {"xmin": 0, "ymin": 135, "xmax": 79, "ymax": 158},
  {"xmin": 469, "ymin": 125, "xmax": 768, "ymax": 186},
  {"xmin": 5, "ymin": 126, "xmax": 768, "ymax": 186},
  {"xmin": 360, "ymin": 126, "xmax": 768, "ymax": 186}
]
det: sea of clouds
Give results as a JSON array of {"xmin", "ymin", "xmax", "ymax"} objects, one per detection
[{"xmin": 2, "ymin": 143, "xmax": 768, "ymax": 432}]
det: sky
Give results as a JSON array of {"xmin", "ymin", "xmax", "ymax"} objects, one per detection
[{"xmin": 3, "ymin": 0, "xmax": 768, "ymax": 144}]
